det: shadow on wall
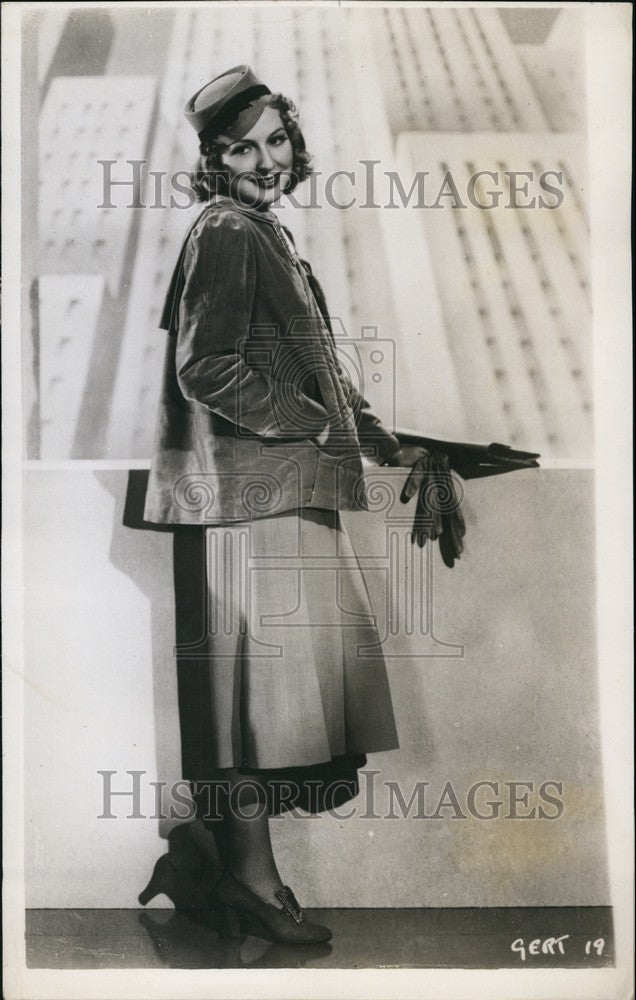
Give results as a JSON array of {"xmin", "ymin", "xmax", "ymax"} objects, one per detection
[{"xmin": 95, "ymin": 469, "xmax": 209, "ymax": 841}]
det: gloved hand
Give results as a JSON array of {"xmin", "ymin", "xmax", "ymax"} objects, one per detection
[
  {"xmin": 400, "ymin": 452, "xmax": 466, "ymax": 567},
  {"xmin": 394, "ymin": 430, "xmax": 540, "ymax": 480}
]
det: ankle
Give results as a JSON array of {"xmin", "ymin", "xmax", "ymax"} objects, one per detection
[{"xmin": 228, "ymin": 865, "xmax": 284, "ymax": 903}]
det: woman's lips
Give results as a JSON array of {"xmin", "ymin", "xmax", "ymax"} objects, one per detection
[{"xmin": 253, "ymin": 174, "xmax": 280, "ymax": 189}]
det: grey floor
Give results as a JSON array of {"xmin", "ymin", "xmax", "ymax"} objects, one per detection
[{"xmin": 26, "ymin": 907, "xmax": 614, "ymax": 969}]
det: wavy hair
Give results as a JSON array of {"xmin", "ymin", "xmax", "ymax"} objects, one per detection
[{"xmin": 189, "ymin": 93, "xmax": 313, "ymax": 203}]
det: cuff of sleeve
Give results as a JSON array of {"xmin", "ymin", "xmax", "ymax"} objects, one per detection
[
  {"xmin": 313, "ymin": 418, "xmax": 330, "ymax": 447},
  {"xmin": 375, "ymin": 433, "xmax": 402, "ymax": 466}
]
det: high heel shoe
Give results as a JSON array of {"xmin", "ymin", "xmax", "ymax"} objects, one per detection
[
  {"xmin": 138, "ymin": 852, "xmax": 216, "ymax": 913},
  {"xmin": 139, "ymin": 821, "xmax": 223, "ymax": 913},
  {"xmin": 213, "ymin": 869, "xmax": 332, "ymax": 945}
]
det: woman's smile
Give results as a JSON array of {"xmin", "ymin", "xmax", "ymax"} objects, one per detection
[{"xmin": 250, "ymin": 173, "xmax": 281, "ymax": 190}]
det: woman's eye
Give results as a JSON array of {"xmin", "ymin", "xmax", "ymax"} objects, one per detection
[
  {"xmin": 231, "ymin": 146, "xmax": 251, "ymax": 157},
  {"xmin": 270, "ymin": 134, "xmax": 288, "ymax": 146}
]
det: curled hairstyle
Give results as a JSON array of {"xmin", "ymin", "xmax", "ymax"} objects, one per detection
[{"xmin": 190, "ymin": 93, "xmax": 313, "ymax": 203}]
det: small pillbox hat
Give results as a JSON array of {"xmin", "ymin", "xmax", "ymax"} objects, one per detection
[{"xmin": 185, "ymin": 65, "xmax": 271, "ymax": 138}]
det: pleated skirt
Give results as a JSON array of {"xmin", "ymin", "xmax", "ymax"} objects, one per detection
[{"xmin": 173, "ymin": 507, "xmax": 399, "ymax": 813}]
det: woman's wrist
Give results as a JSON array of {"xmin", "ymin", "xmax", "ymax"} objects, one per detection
[
  {"xmin": 379, "ymin": 438, "xmax": 404, "ymax": 466},
  {"xmin": 384, "ymin": 444, "xmax": 430, "ymax": 468}
]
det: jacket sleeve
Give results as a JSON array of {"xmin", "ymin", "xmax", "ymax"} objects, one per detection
[
  {"xmin": 175, "ymin": 212, "xmax": 330, "ymax": 440},
  {"xmin": 344, "ymin": 380, "xmax": 402, "ymax": 465},
  {"xmin": 293, "ymin": 248, "xmax": 402, "ymax": 464}
]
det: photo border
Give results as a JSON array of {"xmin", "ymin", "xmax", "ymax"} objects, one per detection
[{"xmin": 2, "ymin": 2, "xmax": 633, "ymax": 998}]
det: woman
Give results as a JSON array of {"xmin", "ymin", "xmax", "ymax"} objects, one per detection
[{"xmin": 140, "ymin": 66, "xmax": 429, "ymax": 945}]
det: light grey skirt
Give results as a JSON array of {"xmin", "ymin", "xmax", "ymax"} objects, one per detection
[{"xmin": 200, "ymin": 507, "xmax": 399, "ymax": 771}]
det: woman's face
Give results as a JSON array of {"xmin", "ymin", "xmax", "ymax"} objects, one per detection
[{"xmin": 216, "ymin": 106, "xmax": 294, "ymax": 208}]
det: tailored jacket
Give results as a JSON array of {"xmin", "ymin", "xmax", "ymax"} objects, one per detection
[{"xmin": 143, "ymin": 194, "xmax": 401, "ymax": 526}]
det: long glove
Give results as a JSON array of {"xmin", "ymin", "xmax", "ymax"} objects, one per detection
[{"xmin": 400, "ymin": 452, "xmax": 466, "ymax": 567}]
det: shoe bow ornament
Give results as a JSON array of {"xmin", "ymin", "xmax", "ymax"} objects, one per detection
[
  {"xmin": 395, "ymin": 430, "xmax": 541, "ymax": 569},
  {"xmin": 274, "ymin": 885, "xmax": 305, "ymax": 924}
]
